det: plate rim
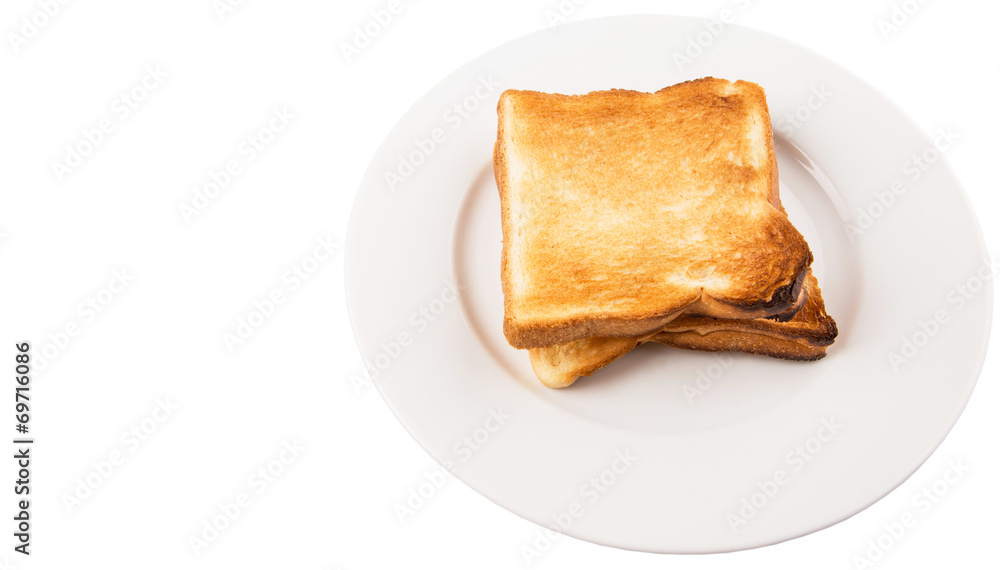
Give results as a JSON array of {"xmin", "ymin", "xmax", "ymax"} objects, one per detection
[{"xmin": 344, "ymin": 14, "xmax": 994, "ymax": 554}]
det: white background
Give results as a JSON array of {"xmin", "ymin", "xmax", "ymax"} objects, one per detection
[{"xmin": 1, "ymin": 0, "xmax": 997, "ymax": 569}]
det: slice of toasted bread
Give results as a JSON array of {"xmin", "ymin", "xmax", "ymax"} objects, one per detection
[
  {"xmin": 496, "ymin": 78, "xmax": 812, "ymax": 349},
  {"xmin": 529, "ymin": 271, "xmax": 836, "ymax": 388}
]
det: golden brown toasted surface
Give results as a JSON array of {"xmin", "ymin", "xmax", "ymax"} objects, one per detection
[
  {"xmin": 528, "ymin": 271, "xmax": 836, "ymax": 388},
  {"xmin": 496, "ymin": 77, "xmax": 813, "ymax": 349}
]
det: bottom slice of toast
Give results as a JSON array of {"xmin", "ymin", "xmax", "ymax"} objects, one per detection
[{"xmin": 528, "ymin": 271, "xmax": 837, "ymax": 388}]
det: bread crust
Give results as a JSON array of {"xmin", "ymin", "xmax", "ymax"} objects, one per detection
[{"xmin": 650, "ymin": 330, "xmax": 828, "ymax": 361}]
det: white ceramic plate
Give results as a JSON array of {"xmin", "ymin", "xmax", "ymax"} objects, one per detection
[{"xmin": 345, "ymin": 16, "xmax": 992, "ymax": 553}]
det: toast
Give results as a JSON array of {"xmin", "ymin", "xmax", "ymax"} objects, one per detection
[
  {"xmin": 529, "ymin": 271, "xmax": 837, "ymax": 388},
  {"xmin": 496, "ymin": 78, "xmax": 813, "ymax": 349}
]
